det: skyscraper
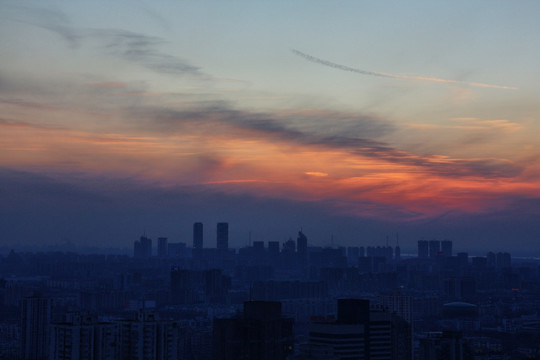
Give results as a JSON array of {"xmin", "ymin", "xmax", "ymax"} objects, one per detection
[
  {"xmin": 21, "ymin": 292, "xmax": 51, "ymax": 360},
  {"xmin": 302, "ymin": 299, "xmax": 411, "ymax": 360},
  {"xmin": 297, "ymin": 230, "xmax": 308, "ymax": 261},
  {"xmin": 134, "ymin": 235, "xmax": 152, "ymax": 258},
  {"xmin": 429, "ymin": 240, "xmax": 441, "ymax": 258},
  {"xmin": 157, "ymin": 237, "xmax": 168, "ymax": 258},
  {"xmin": 212, "ymin": 301, "xmax": 294, "ymax": 360},
  {"xmin": 49, "ymin": 313, "xmax": 118, "ymax": 360},
  {"xmin": 217, "ymin": 222, "xmax": 228, "ymax": 250},
  {"xmin": 193, "ymin": 222, "xmax": 203, "ymax": 249},
  {"xmin": 441, "ymin": 240, "xmax": 452, "ymax": 257},
  {"xmin": 418, "ymin": 240, "xmax": 429, "ymax": 258}
]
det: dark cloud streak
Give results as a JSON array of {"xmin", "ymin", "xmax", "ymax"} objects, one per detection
[{"xmin": 134, "ymin": 103, "xmax": 522, "ymax": 179}]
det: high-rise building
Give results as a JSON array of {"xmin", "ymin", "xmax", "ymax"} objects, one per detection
[
  {"xmin": 158, "ymin": 237, "xmax": 168, "ymax": 258},
  {"xmin": 441, "ymin": 240, "xmax": 452, "ymax": 257},
  {"xmin": 216, "ymin": 223, "xmax": 229, "ymax": 250},
  {"xmin": 49, "ymin": 313, "xmax": 118, "ymax": 360},
  {"xmin": 418, "ymin": 240, "xmax": 429, "ymax": 258},
  {"xmin": 297, "ymin": 230, "xmax": 308, "ymax": 261},
  {"xmin": 21, "ymin": 292, "xmax": 52, "ymax": 360},
  {"xmin": 193, "ymin": 222, "xmax": 203, "ymax": 249},
  {"xmin": 429, "ymin": 240, "xmax": 440, "ymax": 258},
  {"xmin": 301, "ymin": 299, "xmax": 412, "ymax": 360},
  {"xmin": 117, "ymin": 310, "xmax": 178, "ymax": 360},
  {"xmin": 134, "ymin": 236, "xmax": 152, "ymax": 258},
  {"xmin": 212, "ymin": 301, "xmax": 294, "ymax": 360},
  {"xmin": 268, "ymin": 241, "xmax": 280, "ymax": 257}
]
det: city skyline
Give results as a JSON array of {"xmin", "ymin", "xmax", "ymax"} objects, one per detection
[{"xmin": 1, "ymin": 2, "xmax": 539, "ymax": 254}]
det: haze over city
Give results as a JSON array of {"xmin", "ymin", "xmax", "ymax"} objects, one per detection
[{"xmin": 1, "ymin": 1, "xmax": 539, "ymax": 254}]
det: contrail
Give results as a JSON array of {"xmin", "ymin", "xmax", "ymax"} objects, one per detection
[{"xmin": 292, "ymin": 49, "xmax": 517, "ymax": 90}]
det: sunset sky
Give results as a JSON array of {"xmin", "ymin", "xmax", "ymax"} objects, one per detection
[{"xmin": 1, "ymin": 1, "xmax": 539, "ymax": 254}]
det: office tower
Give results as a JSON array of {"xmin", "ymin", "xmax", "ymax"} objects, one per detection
[
  {"xmin": 268, "ymin": 241, "xmax": 280, "ymax": 257},
  {"xmin": 216, "ymin": 222, "xmax": 228, "ymax": 250},
  {"xmin": 395, "ymin": 245, "xmax": 401, "ymax": 262},
  {"xmin": 212, "ymin": 301, "xmax": 294, "ymax": 360},
  {"xmin": 302, "ymin": 299, "xmax": 411, "ymax": 360},
  {"xmin": 297, "ymin": 230, "xmax": 308, "ymax": 260},
  {"xmin": 193, "ymin": 222, "xmax": 203, "ymax": 249},
  {"xmin": 21, "ymin": 292, "xmax": 52, "ymax": 360},
  {"xmin": 429, "ymin": 240, "xmax": 440, "ymax": 258},
  {"xmin": 134, "ymin": 235, "xmax": 152, "ymax": 258},
  {"xmin": 117, "ymin": 310, "xmax": 178, "ymax": 360},
  {"xmin": 49, "ymin": 313, "xmax": 118, "ymax": 360},
  {"xmin": 418, "ymin": 240, "xmax": 428, "ymax": 258},
  {"xmin": 158, "ymin": 237, "xmax": 168, "ymax": 258},
  {"xmin": 441, "ymin": 240, "xmax": 452, "ymax": 257}
]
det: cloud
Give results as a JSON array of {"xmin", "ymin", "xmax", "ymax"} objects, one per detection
[
  {"xmin": 4, "ymin": 5, "xmax": 204, "ymax": 78},
  {"xmin": 292, "ymin": 49, "xmax": 518, "ymax": 90},
  {"xmin": 133, "ymin": 103, "xmax": 523, "ymax": 179},
  {"xmin": 305, "ymin": 172, "xmax": 328, "ymax": 177}
]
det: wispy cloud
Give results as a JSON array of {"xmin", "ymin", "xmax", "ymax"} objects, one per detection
[
  {"xmin": 5, "ymin": 5, "xmax": 205, "ymax": 78},
  {"xmin": 292, "ymin": 49, "xmax": 518, "ymax": 90},
  {"xmin": 136, "ymin": 103, "xmax": 522, "ymax": 179}
]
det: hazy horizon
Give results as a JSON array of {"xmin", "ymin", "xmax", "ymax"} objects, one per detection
[{"xmin": 1, "ymin": 2, "xmax": 539, "ymax": 255}]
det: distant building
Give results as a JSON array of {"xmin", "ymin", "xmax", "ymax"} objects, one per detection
[
  {"xmin": 418, "ymin": 240, "xmax": 429, "ymax": 258},
  {"xmin": 21, "ymin": 292, "xmax": 52, "ymax": 360},
  {"xmin": 441, "ymin": 240, "xmax": 452, "ymax": 257},
  {"xmin": 49, "ymin": 313, "xmax": 118, "ymax": 360},
  {"xmin": 193, "ymin": 222, "xmax": 203, "ymax": 249},
  {"xmin": 301, "ymin": 298, "xmax": 411, "ymax": 360},
  {"xmin": 134, "ymin": 236, "xmax": 152, "ymax": 258},
  {"xmin": 116, "ymin": 310, "xmax": 178, "ymax": 360},
  {"xmin": 217, "ymin": 223, "xmax": 228, "ymax": 250},
  {"xmin": 297, "ymin": 230, "xmax": 308, "ymax": 260},
  {"xmin": 212, "ymin": 301, "xmax": 294, "ymax": 360},
  {"xmin": 268, "ymin": 241, "xmax": 280, "ymax": 257},
  {"xmin": 429, "ymin": 240, "xmax": 440, "ymax": 258},
  {"xmin": 158, "ymin": 237, "xmax": 168, "ymax": 258}
]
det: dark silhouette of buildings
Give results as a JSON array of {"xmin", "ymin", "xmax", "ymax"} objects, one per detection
[
  {"xmin": 212, "ymin": 301, "xmax": 294, "ymax": 360},
  {"xmin": 49, "ymin": 313, "xmax": 118, "ymax": 360},
  {"xmin": 301, "ymin": 298, "xmax": 411, "ymax": 360},
  {"xmin": 134, "ymin": 235, "xmax": 152, "ymax": 258},
  {"xmin": 158, "ymin": 237, "xmax": 168, "ymax": 258},
  {"xmin": 429, "ymin": 240, "xmax": 440, "ymax": 258},
  {"xmin": 418, "ymin": 240, "xmax": 428, "ymax": 258},
  {"xmin": 297, "ymin": 230, "xmax": 308, "ymax": 261},
  {"xmin": 193, "ymin": 222, "xmax": 203, "ymax": 249},
  {"xmin": 441, "ymin": 240, "xmax": 452, "ymax": 257},
  {"xmin": 21, "ymin": 292, "xmax": 51, "ymax": 360},
  {"xmin": 216, "ymin": 223, "xmax": 228, "ymax": 251}
]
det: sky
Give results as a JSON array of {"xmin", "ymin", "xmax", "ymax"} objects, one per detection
[{"xmin": 1, "ymin": 1, "xmax": 539, "ymax": 254}]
